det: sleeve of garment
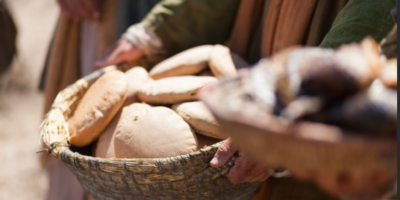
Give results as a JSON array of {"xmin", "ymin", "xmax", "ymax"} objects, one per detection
[
  {"xmin": 141, "ymin": 0, "xmax": 241, "ymax": 56},
  {"xmin": 319, "ymin": 0, "xmax": 396, "ymax": 48}
]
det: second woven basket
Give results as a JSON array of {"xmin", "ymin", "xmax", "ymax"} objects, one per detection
[{"xmin": 40, "ymin": 64, "xmax": 262, "ymax": 200}]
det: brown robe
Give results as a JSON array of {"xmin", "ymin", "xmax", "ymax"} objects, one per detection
[
  {"xmin": 230, "ymin": 1, "xmax": 348, "ymax": 200},
  {"xmin": 230, "ymin": 0, "xmax": 348, "ymax": 59}
]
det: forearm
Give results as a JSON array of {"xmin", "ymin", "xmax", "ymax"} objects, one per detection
[{"xmin": 139, "ymin": 0, "xmax": 241, "ymax": 56}]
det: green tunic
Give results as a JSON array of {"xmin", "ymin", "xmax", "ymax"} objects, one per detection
[
  {"xmin": 320, "ymin": 0, "xmax": 396, "ymax": 48},
  {"xmin": 142, "ymin": 0, "xmax": 395, "ymax": 59}
]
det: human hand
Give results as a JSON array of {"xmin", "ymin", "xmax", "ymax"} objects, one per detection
[
  {"xmin": 290, "ymin": 168, "xmax": 393, "ymax": 198},
  {"xmin": 57, "ymin": 0, "xmax": 100, "ymax": 22},
  {"xmin": 210, "ymin": 137, "xmax": 271, "ymax": 184},
  {"xmin": 94, "ymin": 39, "xmax": 144, "ymax": 68}
]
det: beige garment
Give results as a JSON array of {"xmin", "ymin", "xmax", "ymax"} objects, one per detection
[
  {"xmin": 43, "ymin": 13, "xmax": 81, "ymax": 119},
  {"xmin": 42, "ymin": 1, "xmax": 118, "ymax": 200},
  {"xmin": 45, "ymin": 156, "xmax": 85, "ymax": 200},
  {"xmin": 80, "ymin": 21, "xmax": 98, "ymax": 77}
]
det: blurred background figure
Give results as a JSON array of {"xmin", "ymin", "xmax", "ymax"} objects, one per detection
[
  {"xmin": 0, "ymin": 0, "xmax": 16, "ymax": 75},
  {"xmin": 0, "ymin": 0, "xmax": 58, "ymax": 200}
]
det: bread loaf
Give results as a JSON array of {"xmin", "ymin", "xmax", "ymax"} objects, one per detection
[
  {"xmin": 172, "ymin": 101, "xmax": 227, "ymax": 139},
  {"xmin": 124, "ymin": 66, "xmax": 152, "ymax": 106},
  {"xmin": 95, "ymin": 103, "xmax": 152, "ymax": 158},
  {"xmin": 380, "ymin": 58, "xmax": 397, "ymax": 89},
  {"xmin": 209, "ymin": 44, "xmax": 248, "ymax": 78},
  {"xmin": 69, "ymin": 70, "xmax": 128, "ymax": 147},
  {"xmin": 149, "ymin": 45, "xmax": 213, "ymax": 80},
  {"xmin": 94, "ymin": 111, "xmax": 120, "ymax": 158},
  {"xmin": 137, "ymin": 76, "xmax": 218, "ymax": 104},
  {"xmin": 114, "ymin": 106, "xmax": 198, "ymax": 158}
]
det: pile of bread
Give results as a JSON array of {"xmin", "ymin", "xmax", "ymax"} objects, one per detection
[{"xmin": 67, "ymin": 45, "xmax": 248, "ymax": 159}]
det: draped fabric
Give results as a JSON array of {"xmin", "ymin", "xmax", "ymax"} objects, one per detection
[
  {"xmin": 43, "ymin": 14, "xmax": 81, "ymax": 116},
  {"xmin": 261, "ymin": 0, "xmax": 318, "ymax": 57},
  {"xmin": 42, "ymin": 2, "xmax": 118, "ymax": 200},
  {"xmin": 228, "ymin": 0, "xmax": 265, "ymax": 58},
  {"xmin": 229, "ymin": 0, "xmax": 348, "ymax": 58}
]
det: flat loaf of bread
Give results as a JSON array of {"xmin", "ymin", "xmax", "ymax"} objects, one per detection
[
  {"xmin": 95, "ymin": 103, "xmax": 152, "ymax": 158},
  {"xmin": 380, "ymin": 58, "xmax": 397, "ymax": 89},
  {"xmin": 137, "ymin": 76, "xmax": 217, "ymax": 104},
  {"xmin": 172, "ymin": 101, "xmax": 227, "ymax": 139},
  {"xmin": 114, "ymin": 106, "xmax": 198, "ymax": 158},
  {"xmin": 69, "ymin": 70, "xmax": 128, "ymax": 147},
  {"xmin": 149, "ymin": 45, "xmax": 213, "ymax": 80},
  {"xmin": 95, "ymin": 111, "xmax": 121, "ymax": 158},
  {"xmin": 208, "ymin": 44, "xmax": 248, "ymax": 78},
  {"xmin": 124, "ymin": 66, "xmax": 152, "ymax": 106}
]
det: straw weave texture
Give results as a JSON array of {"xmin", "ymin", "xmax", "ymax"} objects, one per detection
[{"xmin": 40, "ymin": 65, "xmax": 262, "ymax": 199}]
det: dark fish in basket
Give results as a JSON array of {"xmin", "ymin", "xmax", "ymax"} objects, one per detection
[
  {"xmin": 276, "ymin": 37, "xmax": 382, "ymax": 109},
  {"xmin": 304, "ymin": 80, "xmax": 397, "ymax": 138}
]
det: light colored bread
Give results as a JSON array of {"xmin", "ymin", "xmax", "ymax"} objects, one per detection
[
  {"xmin": 94, "ymin": 111, "xmax": 120, "ymax": 158},
  {"xmin": 172, "ymin": 101, "xmax": 227, "ymax": 139},
  {"xmin": 137, "ymin": 76, "xmax": 218, "ymax": 104},
  {"xmin": 114, "ymin": 106, "xmax": 198, "ymax": 158},
  {"xmin": 196, "ymin": 133, "xmax": 221, "ymax": 150},
  {"xmin": 209, "ymin": 44, "xmax": 248, "ymax": 78},
  {"xmin": 124, "ymin": 66, "xmax": 152, "ymax": 107},
  {"xmin": 149, "ymin": 45, "xmax": 213, "ymax": 80},
  {"xmin": 69, "ymin": 70, "xmax": 128, "ymax": 147},
  {"xmin": 95, "ymin": 103, "xmax": 152, "ymax": 158},
  {"xmin": 380, "ymin": 58, "xmax": 397, "ymax": 89}
]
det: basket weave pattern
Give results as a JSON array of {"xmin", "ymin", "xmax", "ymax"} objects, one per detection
[{"xmin": 40, "ymin": 65, "xmax": 262, "ymax": 200}]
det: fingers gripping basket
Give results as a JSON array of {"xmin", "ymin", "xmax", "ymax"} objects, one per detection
[{"xmin": 39, "ymin": 64, "xmax": 261, "ymax": 200}]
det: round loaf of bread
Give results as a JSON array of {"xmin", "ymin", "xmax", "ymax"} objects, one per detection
[
  {"xmin": 209, "ymin": 44, "xmax": 248, "ymax": 78},
  {"xmin": 124, "ymin": 66, "xmax": 152, "ymax": 107},
  {"xmin": 149, "ymin": 45, "xmax": 213, "ymax": 80},
  {"xmin": 380, "ymin": 58, "xmax": 397, "ymax": 89},
  {"xmin": 114, "ymin": 106, "xmax": 198, "ymax": 158},
  {"xmin": 172, "ymin": 101, "xmax": 227, "ymax": 139},
  {"xmin": 68, "ymin": 70, "xmax": 128, "ymax": 147},
  {"xmin": 137, "ymin": 76, "xmax": 218, "ymax": 104},
  {"xmin": 95, "ymin": 103, "xmax": 152, "ymax": 158},
  {"xmin": 95, "ymin": 111, "xmax": 120, "ymax": 158}
]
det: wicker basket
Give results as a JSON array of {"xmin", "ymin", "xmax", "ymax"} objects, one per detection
[
  {"xmin": 39, "ymin": 64, "xmax": 262, "ymax": 200},
  {"xmin": 200, "ymin": 69, "xmax": 397, "ymax": 175}
]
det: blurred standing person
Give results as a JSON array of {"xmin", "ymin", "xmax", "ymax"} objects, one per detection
[
  {"xmin": 0, "ymin": 0, "xmax": 17, "ymax": 75},
  {"xmin": 40, "ymin": 1, "xmax": 160, "ymax": 200}
]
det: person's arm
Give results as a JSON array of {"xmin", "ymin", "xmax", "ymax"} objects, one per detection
[
  {"xmin": 320, "ymin": 0, "xmax": 395, "ymax": 48},
  {"xmin": 57, "ymin": 0, "xmax": 100, "ymax": 22},
  {"xmin": 142, "ymin": 0, "xmax": 241, "ymax": 56},
  {"xmin": 95, "ymin": 0, "xmax": 241, "ymax": 68}
]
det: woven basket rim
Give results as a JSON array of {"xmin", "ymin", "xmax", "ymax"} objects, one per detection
[{"xmin": 51, "ymin": 141, "xmax": 223, "ymax": 166}]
